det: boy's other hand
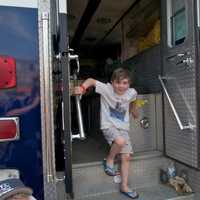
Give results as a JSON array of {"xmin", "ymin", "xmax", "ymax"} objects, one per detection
[
  {"xmin": 131, "ymin": 110, "xmax": 139, "ymax": 119},
  {"xmin": 130, "ymin": 101, "xmax": 139, "ymax": 119}
]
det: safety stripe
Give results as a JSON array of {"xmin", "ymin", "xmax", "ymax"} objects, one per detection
[{"xmin": 0, "ymin": 0, "xmax": 37, "ymax": 8}]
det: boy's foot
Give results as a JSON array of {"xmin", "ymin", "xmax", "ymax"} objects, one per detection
[
  {"xmin": 120, "ymin": 189, "xmax": 139, "ymax": 199},
  {"xmin": 103, "ymin": 159, "xmax": 116, "ymax": 176}
]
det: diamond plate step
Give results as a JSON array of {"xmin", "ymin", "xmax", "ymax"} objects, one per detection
[
  {"xmin": 72, "ymin": 151, "xmax": 172, "ymax": 199},
  {"xmin": 73, "ymin": 185, "xmax": 197, "ymax": 200},
  {"xmin": 56, "ymin": 151, "xmax": 200, "ymax": 200}
]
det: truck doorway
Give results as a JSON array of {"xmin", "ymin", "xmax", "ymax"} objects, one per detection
[
  {"xmin": 54, "ymin": 0, "xmax": 200, "ymax": 199},
  {"xmin": 66, "ymin": 0, "xmax": 161, "ymax": 166}
]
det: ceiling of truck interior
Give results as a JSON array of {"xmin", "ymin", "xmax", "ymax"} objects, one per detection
[{"xmin": 68, "ymin": 0, "xmax": 160, "ymax": 52}]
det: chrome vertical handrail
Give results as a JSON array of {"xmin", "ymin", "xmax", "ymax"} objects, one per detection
[
  {"xmin": 158, "ymin": 75, "xmax": 195, "ymax": 130},
  {"xmin": 41, "ymin": 12, "xmax": 56, "ymax": 183},
  {"xmin": 75, "ymin": 94, "xmax": 86, "ymax": 139},
  {"xmin": 69, "ymin": 53, "xmax": 86, "ymax": 140}
]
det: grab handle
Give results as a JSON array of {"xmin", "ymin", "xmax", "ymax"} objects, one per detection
[
  {"xmin": 41, "ymin": 12, "xmax": 56, "ymax": 183},
  {"xmin": 158, "ymin": 75, "xmax": 195, "ymax": 130},
  {"xmin": 69, "ymin": 52, "xmax": 86, "ymax": 140}
]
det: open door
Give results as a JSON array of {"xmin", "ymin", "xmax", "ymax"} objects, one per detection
[
  {"xmin": 58, "ymin": 0, "xmax": 86, "ymax": 198},
  {"xmin": 58, "ymin": 0, "xmax": 74, "ymax": 197},
  {"xmin": 160, "ymin": 0, "xmax": 200, "ymax": 168}
]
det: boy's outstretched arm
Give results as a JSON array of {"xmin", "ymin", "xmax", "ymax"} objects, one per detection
[
  {"xmin": 74, "ymin": 78, "xmax": 96, "ymax": 95},
  {"xmin": 129, "ymin": 101, "xmax": 139, "ymax": 119}
]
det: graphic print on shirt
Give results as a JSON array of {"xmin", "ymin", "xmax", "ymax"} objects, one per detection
[{"xmin": 109, "ymin": 102, "xmax": 126, "ymax": 121}]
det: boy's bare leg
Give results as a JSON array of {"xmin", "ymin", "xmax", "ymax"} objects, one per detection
[
  {"xmin": 120, "ymin": 153, "xmax": 130, "ymax": 192},
  {"xmin": 106, "ymin": 137, "xmax": 125, "ymax": 167}
]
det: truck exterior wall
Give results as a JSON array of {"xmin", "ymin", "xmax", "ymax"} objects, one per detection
[
  {"xmin": 0, "ymin": 1, "xmax": 58, "ymax": 200},
  {"xmin": 0, "ymin": 4, "xmax": 43, "ymax": 200}
]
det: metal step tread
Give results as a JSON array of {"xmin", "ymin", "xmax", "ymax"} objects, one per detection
[
  {"xmin": 71, "ymin": 152, "xmax": 171, "ymax": 198},
  {"xmin": 74, "ymin": 184, "xmax": 197, "ymax": 200},
  {"xmin": 72, "ymin": 150, "xmax": 163, "ymax": 169}
]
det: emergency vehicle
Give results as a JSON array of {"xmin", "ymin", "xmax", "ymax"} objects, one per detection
[{"xmin": 0, "ymin": 0, "xmax": 200, "ymax": 199}]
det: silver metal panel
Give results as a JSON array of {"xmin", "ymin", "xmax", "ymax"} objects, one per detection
[
  {"xmin": 129, "ymin": 94, "xmax": 158, "ymax": 152},
  {"xmin": 161, "ymin": 0, "xmax": 199, "ymax": 168},
  {"xmin": 163, "ymin": 49, "xmax": 198, "ymax": 167},
  {"xmin": 159, "ymin": 76, "xmax": 195, "ymax": 130},
  {"xmin": 38, "ymin": 0, "xmax": 58, "ymax": 199},
  {"xmin": 165, "ymin": 98, "xmax": 198, "ymax": 167},
  {"xmin": 155, "ymin": 94, "xmax": 164, "ymax": 151}
]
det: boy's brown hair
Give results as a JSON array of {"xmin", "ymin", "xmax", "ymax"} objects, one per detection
[{"xmin": 111, "ymin": 68, "xmax": 131, "ymax": 83}]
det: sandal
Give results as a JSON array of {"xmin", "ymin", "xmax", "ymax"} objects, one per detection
[
  {"xmin": 120, "ymin": 190, "xmax": 139, "ymax": 199},
  {"xmin": 103, "ymin": 159, "xmax": 116, "ymax": 176}
]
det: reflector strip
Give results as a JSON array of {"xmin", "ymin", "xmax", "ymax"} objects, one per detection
[
  {"xmin": 0, "ymin": 117, "xmax": 19, "ymax": 142},
  {"xmin": 0, "ymin": 55, "xmax": 16, "ymax": 89}
]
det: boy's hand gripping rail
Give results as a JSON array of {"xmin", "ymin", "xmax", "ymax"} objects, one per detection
[
  {"xmin": 69, "ymin": 52, "xmax": 85, "ymax": 140},
  {"xmin": 158, "ymin": 75, "xmax": 195, "ymax": 130}
]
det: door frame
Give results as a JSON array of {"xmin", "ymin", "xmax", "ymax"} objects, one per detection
[{"xmin": 58, "ymin": 3, "xmax": 74, "ymax": 198}]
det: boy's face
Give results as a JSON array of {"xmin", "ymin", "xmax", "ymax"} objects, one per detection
[{"xmin": 112, "ymin": 78, "xmax": 130, "ymax": 95}]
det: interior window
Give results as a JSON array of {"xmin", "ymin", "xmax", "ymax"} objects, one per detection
[{"xmin": 168, "ymin": 0, "xmax": 187, "ymax": 46}]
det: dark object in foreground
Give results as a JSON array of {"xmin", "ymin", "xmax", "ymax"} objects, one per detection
[{"xmin": 0, "ymin": 179, "xmax": 32, "ymax": 200}]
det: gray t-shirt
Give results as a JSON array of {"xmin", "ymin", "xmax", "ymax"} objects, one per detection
[{"xmin": 95, "ymin": 81, "xmax": 137, "ymax": 130}]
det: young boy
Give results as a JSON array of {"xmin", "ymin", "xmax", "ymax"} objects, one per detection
[{"xmin": 74, "ymin": 68, "xmax": 139, "ymax": 199}]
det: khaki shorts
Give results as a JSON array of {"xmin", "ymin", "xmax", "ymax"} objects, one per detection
[{"xmin": 102, "ymin": 127, "xmax": 133, "ymax": 154}]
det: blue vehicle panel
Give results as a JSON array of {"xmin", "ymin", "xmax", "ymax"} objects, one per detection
[{"xmin": 0, "ymin": 6, "xmax": 43, "ymax": 200}]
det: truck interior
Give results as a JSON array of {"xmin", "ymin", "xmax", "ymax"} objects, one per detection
[
  {"xmin": 68, "ymin": 0, "xmax": 161, "ymax": 164},
  {"xmin": 54, "ymin": 0, "xmax": 200, "ymax": 199}
]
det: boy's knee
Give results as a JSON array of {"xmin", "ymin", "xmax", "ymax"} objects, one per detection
[
  {"xmin": 121, "ymin": 153, "xmax": 131, "ymax": 161},
  {"xmin": 115, "ymin": 137, "xmax": 126, "ymax": 147}
]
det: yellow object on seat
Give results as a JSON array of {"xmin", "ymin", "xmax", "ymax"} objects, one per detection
[
  {"xmin": 138, "ymin": 20, "xmax": 160, "ymax": 52},
  {"xmin": 133, "ymin": 99, "xmax": 148, "ymax": 108}
]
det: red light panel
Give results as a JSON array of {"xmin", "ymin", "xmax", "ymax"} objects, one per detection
[
  {"xmin": 0, "ymin": 55, "xmax": 16, "ymax": 89},
  {"xmin": 0, "ymin": 119, "xmax": 18, "ymax": 141}
]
